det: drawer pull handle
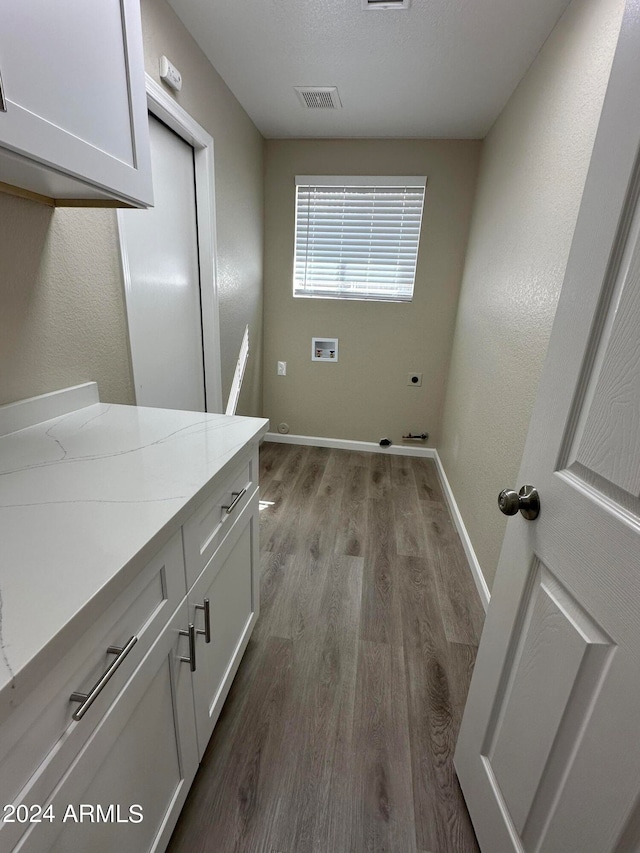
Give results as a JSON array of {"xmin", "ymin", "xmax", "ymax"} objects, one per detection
[
  {"xmin": 0, "ymin": 68, "xmax": 6, "ymax": 112},
  {"xmin": 70, "ymin": 636, "xmax": 138, "ymax": 721},
  {"xmin": 179, "ymin": 623, "xmax": 197, "ymax": 672},
  {"xmin": 196, "ymin": 598, "xmax": 211, "ymax": 643},
  {"xmin": 222, "ymin": 488, "xmax": 247, "ymax": 515}
]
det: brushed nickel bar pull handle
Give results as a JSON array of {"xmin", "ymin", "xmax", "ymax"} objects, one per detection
[
  {"xmin": 70, "ymin": 636, "xmax": 138, "ymax": 721},
  {"xmin": 222, "ymin": 487, "xmax": 247, "ymax": 515},
  {"xmin": 0, "ymin": 69, "xmax": 6, "ymax": 112},
  {"xmin": 179, "ymin": 623, "xmax": 197, "ymax": 672},
  {"xmin": 195, "ymin": 598, "xmax": 211, "ymax": 643}
]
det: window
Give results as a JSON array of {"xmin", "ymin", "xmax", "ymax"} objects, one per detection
[{"xmin": 293, "ymin": 175, "xmax": 426, "ymax": 302}]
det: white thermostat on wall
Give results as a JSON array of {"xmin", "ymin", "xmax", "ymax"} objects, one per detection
[{"xmin": 160, "ymin": 56, "xmax": 182, "ymax": 92}]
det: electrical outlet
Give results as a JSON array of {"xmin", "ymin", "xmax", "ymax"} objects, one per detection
[
  {"xmin": 277, "ymin": 361, "xmax": 287, "ymax": 376},
  {"xmin": 407, "ymin": 372, "xmax": 423, "ymax": 387}
]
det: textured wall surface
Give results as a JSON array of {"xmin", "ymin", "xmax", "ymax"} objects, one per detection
[
  {"xmin": 263, "ymin": 139, "xmax": 481, "ymax": 444},
  {"xmin": 439, "ymin": 0, "xmax": 625, "ymax": 591},
  {"xmin": 0, "ymin": 198, "xmax": 135, "ymax": 406},
  {"xmin": 0, "ymin": 0, "xmax": 264, "ymax": 417}
]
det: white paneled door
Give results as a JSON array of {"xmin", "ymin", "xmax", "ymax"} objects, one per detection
[
  {"xmin": 455, "ymin": 4, "xmax": 640, "ymax": 852},
  {"xmin": 119, "ymin": 114, "xmax": 206, "ymax": 412}
]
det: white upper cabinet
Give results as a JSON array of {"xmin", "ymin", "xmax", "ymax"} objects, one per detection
[{"xmin": 0, "ymin": 0, "xmax": 153, "ymax": 207}]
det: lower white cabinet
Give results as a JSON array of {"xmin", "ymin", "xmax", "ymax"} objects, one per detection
[
  {"xmin": 14, "ymin": 602, "xmax": 199, "ymax": 853},
  {"xmin": 1, "ymin": 447, "xmax": 262, "ymax": 852},
  {"xmin": 189, "ymin": 490, "xmax": 260, "ymax": 755}
]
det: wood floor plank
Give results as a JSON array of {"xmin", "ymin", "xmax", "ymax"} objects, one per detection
[
  {"xmin": 411, "ymin": 457, "xmax": 445, "ymax": 503},
  {"xmin": 268, "ymin": 555, "xmax": 363, "ymax": 853},
  {"xmin": 317, "ymin": 448, "xmax": 348, "ymax": 500},
  {"xmin": 266, "ymin": 551, "xmax": 328, "ymax": 643},
  {"xmin": 359, "ymin": 497, "xmax": 402, "ymax": 646},
  {"xmin": 391, "ymin": 457, "xmax": 430, "ymax": 557},
  {"xmin": 168, "ymin": 636, "xmax": 294, "ymax": 853},
  {"xmin": 257, "ymin": 440, "xmax": 286, "ymax": 491},
  {"xmin": 258, "ymin": 478, "xmax": 285, "ymax": 545},
  {"xmin": 345, "ymin": 448, "xmax": 373, "ymax": 467},
  {"xmin": 420, "ymin": 500, "xmax": 484, "ymax": 645},
  {"xmin": 298, "ymin": 448, "xmax": 348, "ymax": 561},
  {"xmin": 335, "ymin": 455, "xmax": 370, "ymax": 557},
  {"xmin": 399, "ymin": 555, "xmax": 479, "ymax": 853},
  {"xmin": 351, "ymin": 639, "xmax": 418, "ymax": 853},
  {"xmin": 251, "ymin": 551, "xmax": 289, "ymax": 643},
  {"xmin": 311, "ymin": 554, "xmax": 363, "ymax": 853},
  {"xmin": 260, "ymin": 468, "xmax": 305, "ymax": 555},
  {"xmin": 260, "ymin": 441, "xmax": 308, "ymax": 490},
  {"xmin": 263, "ymin": 446, "xmax": 329, "ymax": 555},
  {"xmin": 169, "ymin": 443, "xmax": 483, "ymax": 853},
  {"xmin": 447, "ymin": 641, "xmax": 479, "ymax": 719},
  {"xmin": 267, "ymin": 453, "xmax": 348, "ymax": 642},
  {"xmin": 369, "ymin": 452, "xmax": 391, "ymax": 500}
]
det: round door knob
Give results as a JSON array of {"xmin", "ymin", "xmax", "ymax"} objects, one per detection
[{"xmin": 498, "ymin": 485, "xmax": 540, "ymax": 520}]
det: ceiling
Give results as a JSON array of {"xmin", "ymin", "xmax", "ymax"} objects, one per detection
[{"xmin": 167, "ymin": 0, "xmax": 573, "ymax": 139}]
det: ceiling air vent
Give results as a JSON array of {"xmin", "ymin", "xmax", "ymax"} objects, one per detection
[
  {"xmin": 362, "ymin": 0, "xmax": 410, "ymax": 8},
  {"xmin": 294, "ymin": 87, "xmax": 342, "ymax": 109}
]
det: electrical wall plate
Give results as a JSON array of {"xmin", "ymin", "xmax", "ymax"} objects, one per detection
[{"xmin": 407, "ymin": 372, "xmax": 423, "ymax": 386}]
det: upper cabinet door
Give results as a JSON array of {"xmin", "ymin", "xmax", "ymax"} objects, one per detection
[{"xmin": 0, "ymin": 0, "xmax": 153, "ymax": 207}]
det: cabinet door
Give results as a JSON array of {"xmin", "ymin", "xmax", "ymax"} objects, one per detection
[
  {"xmin": 0, "ymin": 531, "xmax": 187, "ymax": 853},
  {"xmin": 189, "ymin": 492, "xmax": 260, "ymax": 757},
  {"xmin": 0, "ymin": 0, "xmax": 152, "ymax": 206},
  {"xmin": 14, "ymin": 602, "xmax": 198, "ymax": 853}
]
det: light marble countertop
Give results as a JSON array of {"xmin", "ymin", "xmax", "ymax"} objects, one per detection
[{"xmin": 0, "ymin": 386, "xmax": 268, "ymax": 715}]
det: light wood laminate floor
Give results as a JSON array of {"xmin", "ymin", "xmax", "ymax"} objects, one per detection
[{"xmin": 168, "ymin": 443, "xmax": 485, "ymax": 853}]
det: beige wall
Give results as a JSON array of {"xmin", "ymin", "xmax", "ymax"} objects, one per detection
[
  {"xmin": 263, "ymin": 139, "xmax": 481, "ymax": 444},
  {"xmin": 439, "ymin": 0, "xmax": 625, "ymax": 591},
  {"xmin": 0, "ymin": 202, "xmax": 136, "ymax": 406},
  {"xmin": 0, "ymin": 0, "xmax": 265, "ymax": 416}
]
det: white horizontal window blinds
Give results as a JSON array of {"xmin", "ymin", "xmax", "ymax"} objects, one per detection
[{"xmin": 294, "ymin": 176, "xmax": 426, "ymax": 302}]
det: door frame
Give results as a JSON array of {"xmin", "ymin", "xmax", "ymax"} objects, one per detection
[{"xmin": 118, "ymin": 74, "xmax": 223, "ymax": 413}]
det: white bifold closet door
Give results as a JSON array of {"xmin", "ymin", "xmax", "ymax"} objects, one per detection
[{"xmin": 119, "ymin": 114, "xmax": 206, "ymax": 412}]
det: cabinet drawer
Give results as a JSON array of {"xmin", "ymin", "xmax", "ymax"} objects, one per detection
[
  {"xmin": 183, "ymin": 447, "xmax": 258, "ymax": 588},
  {"xmin": 12, "ymin": 601, "xmax": 198, "ymax": 853},
  {"xmin": 0, "ymin": 531, "xmax": 186, "ymax": 852}
]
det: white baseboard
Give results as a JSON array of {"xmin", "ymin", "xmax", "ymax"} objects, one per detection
[
  {"xmin": 433, "ymin": 450, "xmax": 490, "ymax": 611},
  {"xmin": 264, "ymin": 432, "xmax": 436, "ymax": 458}
]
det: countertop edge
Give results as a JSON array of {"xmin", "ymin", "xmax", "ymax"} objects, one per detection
[{"xmin": 0, "ymin": 413, "xmax": 268, "ymax": 724}]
